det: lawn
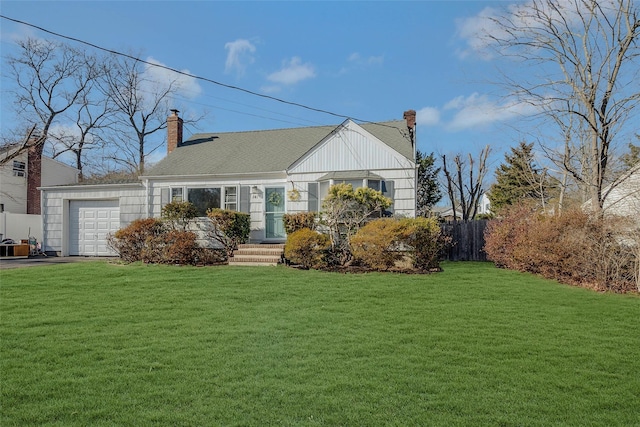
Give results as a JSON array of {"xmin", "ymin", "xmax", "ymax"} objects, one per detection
[{"xmin": 1, "ymin": 261, "xmax": 639, "ymax": 426}]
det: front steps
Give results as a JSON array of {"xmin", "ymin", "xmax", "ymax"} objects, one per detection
[{"xmin": 228, "ymin": 243, "xmax": 285, "ymax": 266}]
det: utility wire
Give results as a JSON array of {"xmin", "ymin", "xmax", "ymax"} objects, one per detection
[{"xmin": 0, "ymin": 14, "xmax": 401, "ymax": 130}]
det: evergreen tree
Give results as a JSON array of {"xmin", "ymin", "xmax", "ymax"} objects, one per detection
[
  {"xmin": 620, "ymin": 140, "xmax": 640, "ymax": 171},
  {"xmin": 415, "ymin": 150, "xmax": 442, "ymax": 216},
  {"xmin": 488, "ymin": 142, "xmax": 553, "ymax": 213}
]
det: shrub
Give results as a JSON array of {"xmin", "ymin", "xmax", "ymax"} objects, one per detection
[
  {"xmin": 484, "ymin": 203, "xmax": 638, "ymax": 292},
  {"xmin": 351, "ymin": 218, "xmax": 405, "ymax": 270},
  {"xmin": 108, "ymin": 218, "xmax": 164, "ymax": 263},
  {"xmin": 283, "ymin": 212, "xmax": 317, "ymax": 234},
  {"xmin": 141, "ymin": 230, "xmax": 199, "ymax": 265},
  {"xmin": 400, "ymin": 217, "xmax": 448, "ymax": 271},
  {"xmin": 284, "ymin": 228, "xmax": 331, "ymax": 269},
  {"xmin": 161, "ymin": 201, "xmax": 198, "ymax": 230},
  {"xmin": 206, "ymin": 209, "xmax": 251, "ymax": 258}
]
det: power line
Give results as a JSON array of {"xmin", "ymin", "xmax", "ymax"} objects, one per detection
[{"xmin": 0, "ymin": 14, "xmax": 400, "ymax": 130}]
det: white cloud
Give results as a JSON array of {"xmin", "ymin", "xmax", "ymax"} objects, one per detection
[
  {"xmin": 224, "ymin": 39, "xmax": 256, "ymax": 76},
  {"xmin": 144, "ymin": 57, "xmax": 202, "ymax": 99},
  {"xmin": 455, "ymin": 0, "xmax": 619, "ymax": 60},
  {"xmin": 444, "ymin": 92, "xmax": 538, "ymax": 131},
  {"xmin": 267, "ymin": 57, "xmax": 316, "ymax": 85},
  {"xmin": 348, "ymin": 52, "xmax": 384, "ymax": 66},
  {"xmin": 416, "ymin": 107, "xmax": 440, "ymax": 126}
]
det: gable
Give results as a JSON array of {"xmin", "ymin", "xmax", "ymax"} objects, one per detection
[{"xmin": 288, "ymin": 120, "xmax": 414, "ymax": 174}]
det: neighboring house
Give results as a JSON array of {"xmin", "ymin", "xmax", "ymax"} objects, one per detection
[
  {"xmin": 40, "ymin": 110, "xmax": 418, "ymax": 256},
  {"xmin": 476, "ymin": 193, "xmax": 491, "ymax": 216},
  {"xmin": 598, "ymin": 163, "xmax": 640, "ymax": 223},
  {"xmin": 428, "ymin": 206, "xmax": 464, "ymax": 222},
  {"xmin": 0, "ymin": 145, "xmax": 79, "ymax": 214}
]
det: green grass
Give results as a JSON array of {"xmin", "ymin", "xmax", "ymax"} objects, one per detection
[{"xmin": 1, "ymin": 261, "xmax": 639, "ymax": 426}]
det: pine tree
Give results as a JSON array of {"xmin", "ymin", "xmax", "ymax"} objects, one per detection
[
  {"xmin": 488, "ymin": 142, "xmax": 553, "ymax": 213},
  {"xmin": 415, "ymin": 150, "xmax": 442, "ymax": 216}
]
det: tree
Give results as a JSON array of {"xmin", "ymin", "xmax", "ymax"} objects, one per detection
[
  {"xmin": 320, "ymin": 183, "xmax": 392, "ymax": 265},
  {"xmin": 485, "ymin": 0, "xmax": 640, "ymax": 215},
  {"xmin": 441, "ymin": 145, "xmax": 490, "ymax": 222},
  {"xmin": 3, "ymin": 38, "xmax": 96, "ymax": 165},
  {"xmin": 415, "ymin": 150, "xmax": 442, "ymax": 216},
  {"xmin": 620, "ymin": 140, "xmax": 640, "ymax": 171},
  {"xmin": 488, "ymin": 142, "xmax": 556, "ymax": 213},
  {"xmin": 101, "ymin": 54, "xmax": 182, "ymax": 174}
]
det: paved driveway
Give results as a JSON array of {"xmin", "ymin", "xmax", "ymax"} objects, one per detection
[{"xmin": 0, "ymin": 256, "xmax": 116, "ymax": 270}]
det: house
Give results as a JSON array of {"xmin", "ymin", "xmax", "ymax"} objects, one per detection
[
  {"xmin": 1, "ymin": 144, "xmax": 79, "ymax": 214},
  {"xmin": 598, "ymin": 163, "xmax": 640, "ymax": 223},
  {"xmin": 1, "ymin": 144, "xmax": 78, "ymax": 244},
  {"xmin": 40, "ymin": 110, "xmax": 418, "ymax": 256}
]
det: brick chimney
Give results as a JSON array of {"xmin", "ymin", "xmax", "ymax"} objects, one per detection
[
  {"xmin": 167, "ymin": 109, "xmax": 183, "ymax": 154},
  {"xmin": 403, "ymin": 109, "xmax": 416, "ymax": 146},
  {"xmin": 26, "ymin": 141, "xmax": 42, "ymax": 215}
]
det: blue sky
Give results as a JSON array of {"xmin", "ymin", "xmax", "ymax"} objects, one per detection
[{"xmin": 1, "ymin": 1, "xmax": 533, "ymax": 170}]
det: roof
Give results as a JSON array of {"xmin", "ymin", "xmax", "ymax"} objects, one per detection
[
  {"xmin": 317, "ymin": 170, "xmax": 384, "ymax": 181},
  {"xmin": 143, "ymin": 119, "xmax": 413, "ymax": 177}
]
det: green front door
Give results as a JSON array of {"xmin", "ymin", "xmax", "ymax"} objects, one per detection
[{"xmin": 265, "ymin": 187, "xmax": 286, "ymax": 239}]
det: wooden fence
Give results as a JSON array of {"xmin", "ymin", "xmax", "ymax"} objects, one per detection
[{"xmin": 441, "ymin": 220, "xmax": 489, "ymax": 262}]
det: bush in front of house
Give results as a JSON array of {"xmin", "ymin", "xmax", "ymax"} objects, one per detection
[
  {"xmin": 284, "ymin": 228, "xmax": 331, "ymax": 270},
  {"xmin": 283, "ymin": 212, "xmax": 317, "ymax": 234},
  {"xmin": 206, "ymin": 208, "xmax": 251, "ymax": 258},
  {"xmin": 401, "ymin": 217, "xmax": 449, "ymax": 271},
  {"xmin": 108, "ymin": 218, "xmax": 165, "ymax": 263},
  {"xmin": 484, "ymin": 203, "xmax": 638, "ymax": 292},
  {"xmin": 141, "ymin": 230, "xmax": 200, "ymax": 265},
  {"xmin": 161, "ymin": 201, "xmax": 198, "ymax": 231},
  {"xmin": 351, "ymin": 218, "xmax": 406, "ymax": 270}
]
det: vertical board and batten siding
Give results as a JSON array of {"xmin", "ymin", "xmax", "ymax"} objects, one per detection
[
  {"xmin": 41, "ymin": 184, "xmax": 145, "ymax": 255},
  {"xmin": 286, "ymin": 169, "xmax": 416, "ymax": 217},
  {"xmin": 289, "ymin": 121, "xmax": 414, "ymax": 174}
]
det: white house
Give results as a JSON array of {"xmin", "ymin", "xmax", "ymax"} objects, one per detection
[
  {"xmin": 1, "ymin": 145, "xmax": 78, "ymax": 244},
  {"xmin": 40, "ymin": 110, "xmax": 418, "ymax": 256},
  {"xmin": 599, "ymin": 163, "xmax": 640, "ymax": 223}
]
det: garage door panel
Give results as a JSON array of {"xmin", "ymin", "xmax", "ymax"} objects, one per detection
[{"xmin": 70, "ymin": 200, "xmax": 120, "ymax": 256}]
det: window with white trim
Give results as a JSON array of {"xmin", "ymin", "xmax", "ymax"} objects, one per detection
[
  {"xmin": 171, "ymin": 187, "xmax": 183, "ymax": 202},
  {"xmin": 224, "ymin": 186, "xmax": 237, "ymax": 211},
  {"xmin": 188, "ymin": 187, "xmax": 221, "ymax": 217},
  {"xmin": 13, "ymin": 161, "xmax": 26, "ymax": 177}
]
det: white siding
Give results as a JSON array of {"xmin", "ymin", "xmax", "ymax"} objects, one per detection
[
  {"xmin": 603, "ymin": 168, "xmax": 640, "ymax": 222},
  {"xmin": 289, "ymin": 121, "xmax": 414, "ymax": 174},
  {"xmin": 148, "ymin": 175, "xmax": 287, "ymax": 243},
  {"xmin": 41, "ymin": 158, "xmax": 79, "ymax": 187},
  {"xmin": 41, "ymin": 184, "xmax": 145, "ymax": 255},
  {"xmin": 0, "ymin": 152, "xmax": 28, "ymax": 214}
]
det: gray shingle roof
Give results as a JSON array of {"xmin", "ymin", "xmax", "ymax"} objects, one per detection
[{"xmin": 143, "ymin": 120, "xmax": 413, "ymax": 177}]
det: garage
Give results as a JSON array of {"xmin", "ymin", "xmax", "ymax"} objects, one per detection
[{"xmin": 69, "ymin": 200, "xmax": 120, "ymax": 256}]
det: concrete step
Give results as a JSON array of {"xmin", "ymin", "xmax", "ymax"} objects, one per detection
[{"xmin": 229, "ymin": 244, "xmax": 285, "ymax": 266}]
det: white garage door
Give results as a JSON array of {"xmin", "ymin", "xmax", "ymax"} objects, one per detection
[{"xmin": 69, "ymin": 200, "xmax": 120, "ymax": 256}]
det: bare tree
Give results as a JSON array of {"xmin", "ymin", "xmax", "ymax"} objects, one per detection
[
  {"xmin": 442, "ymin": 145, "xmax": 491, "ymax": 222},
  {"xmin": 2, "ymin": 38, "xmax": 95, "ymax": 164},
  {"xmin": 485, "ymin": 0, "xmax": 640, "ymax": 215},
  {"xmin": 101, "ymin": 54, "xmax": 180, "ymax": 174},
  {"xmin": 48, "ymin": 74, "xmax": 116, "ymax": 180}
]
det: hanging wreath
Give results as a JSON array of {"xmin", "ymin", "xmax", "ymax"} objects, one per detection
[
  {"xmin": 268, "ymin": 191, "xmax": 283, "ymax": 206},
  {"xmin": 287, "ymin": 188, "xmax": 301, "ymax": 201}
]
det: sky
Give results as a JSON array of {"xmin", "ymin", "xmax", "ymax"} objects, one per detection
[{"xmin": 0, "ymin": 0, "xmax": 546, "ymax": 172}]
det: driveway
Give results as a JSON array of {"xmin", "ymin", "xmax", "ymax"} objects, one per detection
[{"xmin": 0, "ymin": 256, "xmax": 116, "ymax": 270}]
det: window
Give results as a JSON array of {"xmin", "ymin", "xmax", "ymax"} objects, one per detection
[
  {"xmin": 367, "ymin": 179, "xmax": 381, "ymax": 191},
  {"xmin": 13, "ymin": 161, "xmax": 25, "ymax": 177},
  {"xmin": 224, "ymin": 186, "xmax": 237, "ymax": 211},
  {"xmin": 171, "ymin": 187, "xmax": 183, "ymax": 202},
  {"xmin": 188, "ymin": 188, "xmax": 221, "ymax": 216}
]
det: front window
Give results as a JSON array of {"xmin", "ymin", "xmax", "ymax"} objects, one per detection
[
  {"xmin": 224, "ymin": 186, "xmax": 237, "ymax": 211},
  {"xmin": 188, "ymin": 188, "xmax": 221, "ymax": 216},
  {"xmin": 171, "ymin": 187, "xmax": 183, "ymax": 202}
]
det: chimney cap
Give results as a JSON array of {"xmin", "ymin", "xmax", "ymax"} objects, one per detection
[{"xmin": 170, "ymin": 109, "xmax": 180, "ymax": 116}]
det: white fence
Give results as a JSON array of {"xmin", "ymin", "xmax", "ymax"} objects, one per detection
[{"xmin": 0, "ymin": 213, "xmax": 42, "ymax": 243}]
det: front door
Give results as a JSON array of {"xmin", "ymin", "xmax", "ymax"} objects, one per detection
[{"xmin": 265, "ymin": 187, "xmax": 286, "ymax": 239}]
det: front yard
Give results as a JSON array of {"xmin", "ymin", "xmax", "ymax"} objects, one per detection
[{"xmin": 1, "ymin": 262, "xmax": 638, "ymax": 426}]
